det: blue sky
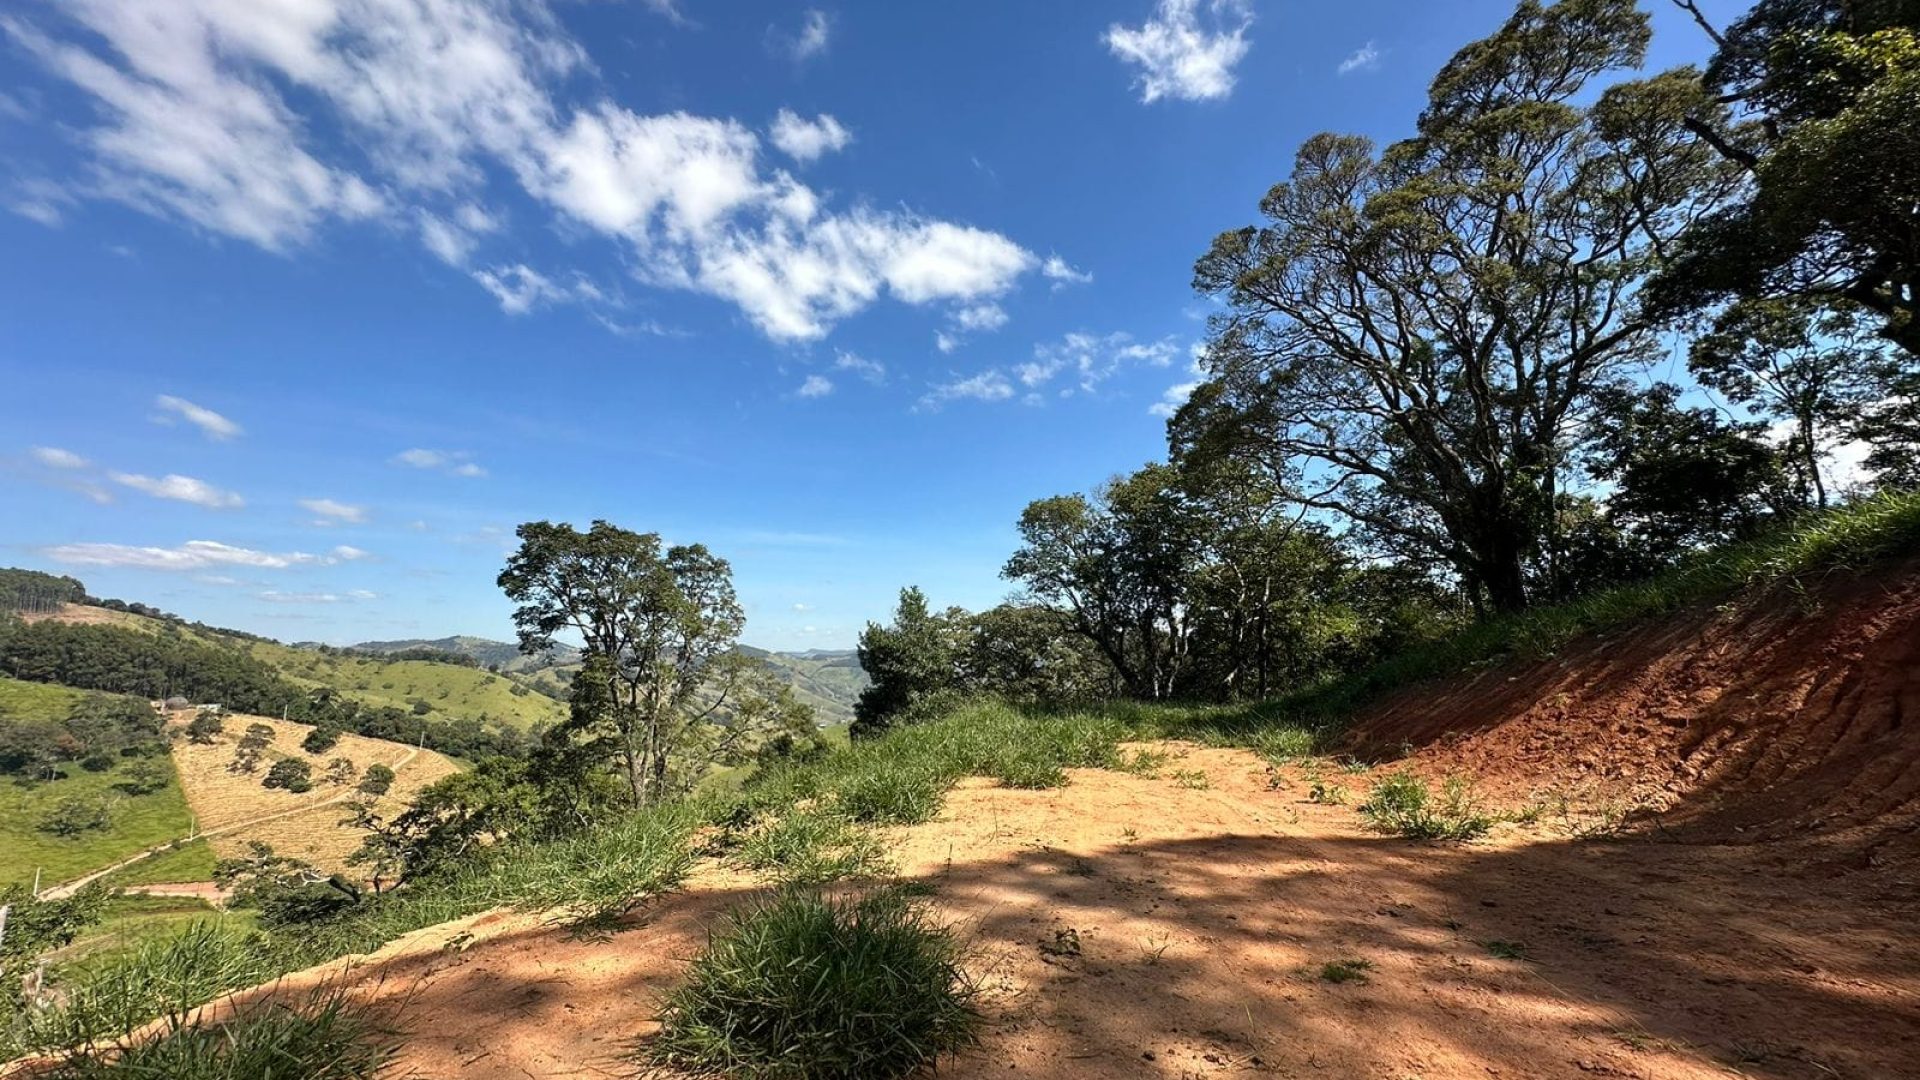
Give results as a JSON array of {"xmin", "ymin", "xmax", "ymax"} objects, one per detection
[{"xmin": 0, "ymin": 0, "xmax": 1741, "ymax": 650}]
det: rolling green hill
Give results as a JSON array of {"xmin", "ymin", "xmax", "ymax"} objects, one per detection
[
  {"xmin": 249, "ymin": 640, "xmax": 568, "ymax": 730},
  {"xmin": 348, "ymin": 635, "xmax": 580, "ymax": 673}
]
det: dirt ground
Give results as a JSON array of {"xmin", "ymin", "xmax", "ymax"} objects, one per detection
[{"xmin": 251, "ymin": 743, "xmax": 1917, "ymax": 1080}]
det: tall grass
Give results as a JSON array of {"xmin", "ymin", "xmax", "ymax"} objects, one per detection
[
  {"xmin": 44, "ymin": 987, "xmax": 395, "ymax": 1080},
  {"xmin": 645, "ymin": 888, "xmax": 979, "ymax": 1080}
]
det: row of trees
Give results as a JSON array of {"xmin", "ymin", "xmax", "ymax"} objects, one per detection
[
  {"xmin": 855, "ymin": 0, "xmax": 1920, "ymax": 731},
  {"xmin": 0, "ymin": 692, "xmax": 167, "ymax": 780}
]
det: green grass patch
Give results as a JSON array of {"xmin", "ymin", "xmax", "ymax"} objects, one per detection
[
  {"xmin": 1317, "ymin": 958, "xmax": 1374, "ymax": 984},
  {"xmin": 42, "ymin": 986, "xmax": 396, "ymax": 1080},
  {"xmin": 646, "ymin": 888, "xmax": 979, "ymax": 1079},
  {"xmin": 733, "ymin": 811, "xmax": 887, "ymax": 886},
  {"xmin": 1359, "ymin": 772, "xmax": 1493, "ymax": 841},
  {"xmin": 0, "ymin": 757, "xmax": 193, "ymax": 890},
  {"xmin": 103, "ymin": 838, "xmax": 218, "ymax": 888}
]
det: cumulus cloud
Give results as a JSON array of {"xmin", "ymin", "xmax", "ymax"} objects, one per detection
[
  {"xmin": 110, "ymin": 472, "xmax": 245, "ymax": 508},
  {"xmin": 30, "ymin": 446, "xmax": 88, "ymax": 469},
  {"xmin": 44, "ymin": 540, "xmax": 321, "ymax": 571},
  {"xmin": 153, "ymin": 395, "xmax": 242, "ymax": 440},
  {"xmin": 299, "ymin": 497, "xmax": 368, "ymax": 524},
  {"xmin": 392, "ymin": 448, "xmax": 486, "ymax": 477},
  {"xmin": 1105, "ymin": 0, "xmax": 1254, "ymax": 103},
  {"xmin": 329, "ymin": 544, "xmax": 371, "ymax": 561},
  {"xmin": 769, "ymin": 110, "xmax": 852, "ymax": 164},
  {"xmin": 1338, "ymin": 41, "xmax": 1381, "ymax": 75},
  {"xmin": 10, "ymin": 0, "xmax": 1037, "ymax": 343},
  {"xmin": 797, "ymin": 374, "xmax": 834, "ymax": 398}
]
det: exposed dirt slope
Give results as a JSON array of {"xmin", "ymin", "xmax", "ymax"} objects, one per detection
[
  {"xmin": 187, "ymin": 745, "xmax": 1919, "ymax": 1080},
  {"xmin": 1346, "ymin": 559, "xmax": 1920, "ymax": 855}
]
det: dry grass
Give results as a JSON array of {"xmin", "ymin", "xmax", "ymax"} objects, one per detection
[{"xmin": 166, "ymin": 712, "xmax": 458, "ymax": 876}]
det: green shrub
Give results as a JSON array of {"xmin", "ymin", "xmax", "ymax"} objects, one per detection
[
  {"xmin": 44, "ymin": 987, "xmax": 395, "ymax": 1080},
  {"xmin": 1360, "ymin": 772, "xmax": 1492, "ymax": 840},
  {"xmin": 647, "ymin": 889, "xmax": 979, "ymax": 1079}
]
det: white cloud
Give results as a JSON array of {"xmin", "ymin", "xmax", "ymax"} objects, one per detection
[
  {"xmin": 833, "ymin": 350, "xmax": 886, "ymax": 384},
  {"xmin": 1042, "ymin": 255, "xmax": 1093, "ymax": 287},
  {"xmin": 259, "ymin": 590, "xmax": 346, "ymax": 604},
  {"xmin": 918, "ymin": 370, "xmax": 1015, "ymax": 410},
  {"xmin": 792, "ymin": 602, "xmax": 811, "ymax": 612},
  {"xmin": 1106, "ymin": 0, "xmax": 1254, "ymax": 104},
  {"xmin": 470, "ymin": 263, "xmax": 598, "ymax": 315},
  {"xmin": 299, "ymin": 497, "xmax": 367, "ymax": 524},
  {"xmin": 953, "ymin": 303, "xmax": 1008, "ymax": 332},
  {"xmin": 153, "ymin": 394, "xmax": 241, "ymax": 440},
  {"xmin": 328, "ymin": 544, "xmax": 371, "ymax": 562},
  {"xmin": 11, "ymin": 1, "xmax": 1040, "ymax": 343},
  {"xmin": 934, "ymin": 330, "xmax": 961, "ymax": 354},
  {"xmin": 1338, "ymin": 41, "xmax": 1381, "ymax": 75},
  {"xmin": 44, "ymin": 540, "xmax": 319, "ymax": 571},
  {"xmin": 797, "ymin": 374, "xmax": 834, "ymax": 398},
  {"xmin": 769, "ymin": 110, "xmax": 852, "ymax": 164},
  {"xmin": 392, "ymin": 448, "xmax": 487, "ymax": 477},
  {"xmin": 1149, "ymin": 380, "xmax": 1201, "ymax": 417},
  {"xmin": 777, "ymin": 9, "xmax": 832, "ymax": 62},
  {"xmin": 110, "ymin": 472, "xmax": 244, "ymax": 509},
  {"xmin": 30, "ymin": 446, "xmax": 88, "ymax": 469}
]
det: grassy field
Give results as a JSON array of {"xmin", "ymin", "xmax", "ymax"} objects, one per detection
[
  {"xmin": 249, "ymin": 640, "xmax": 566, "ymax": 730},
  {"xmin": 0, "ymin": 680, "xmax": 195, "ymax": 890},
  {"xmin": 48, "ymin": 894, "xmax": 261, "ymax": 982},
  {"xmin": 169, "ymin": 712, "xmax": 460, "ymax": 874},
  {"xmin": 103, "ymin": 837, "xmax": 219, "ymax": 887}
]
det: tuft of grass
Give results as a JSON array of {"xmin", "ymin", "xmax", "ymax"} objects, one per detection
[
  {"xmin": 1482, "ymin": 940, "xmax": 1530, "ymax": 961},
  {"xmin": 734, "ymin": 811, "xmax": 887, "ymax": 885},
  {"xmin": 836, "ymin": 767, "xmax": 946, "ymax": 825},
  {"xmin": 1317, "ymin": 958, "xmax": 1374, "ymax": 984},
  {"xmin": 45, "ymin": 987, "xmax": 396, "ymax": 1080},
  {"xmin": 1169, "ymin": 769, "xmax": 1210, "ymax": 790},
  {"xmin": 1360, "ymin": 772, "xmax": 1493, "ymax": 841},
  {"xmin": 992, "ymin": 750, "xmax": 1067, "ymax": 790},
  {"xmin": 646, "ymin": 888, "xmax": 980, "ymax": 1080}
]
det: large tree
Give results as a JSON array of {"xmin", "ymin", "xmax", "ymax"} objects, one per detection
[
  {"xmin": 498, "ymin": 520, "xmax": 750, "ymax": 806},
  {"xmin": 1182, "ymin": 0, "xmax": 1737, "ymax": 612},
  {"xmin": 1653, "ymin": 0, "xmax": 1920, "ymax": 356}
]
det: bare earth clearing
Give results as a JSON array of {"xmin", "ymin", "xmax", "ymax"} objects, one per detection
[{"xmin": 224, "ymin": 743, "xmax": 1914, "ymax": 1080}]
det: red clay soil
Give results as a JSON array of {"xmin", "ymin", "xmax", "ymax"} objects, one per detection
[
  {"xmin": 135, "ymin": 746, "xmax": 1917, "ymax": 1080},
  {"xmin": 1346, "ymin": 557, "xmax": 1920, "ymax": 859}
]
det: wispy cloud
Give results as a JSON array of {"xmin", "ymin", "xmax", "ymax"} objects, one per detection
[
  {"xmin": 834, "ymin": 350, "xmax": 886, "ymax": 384},
  {"xmin": 1338, "ymin": 41, "xmax": 1382, "ymax": 75},
  {"xmin": 153, "ymin": 395, "xmax": 242, "ymax": 440},
  {"xmin": 1106, "ymin": 0, "xmax": 1254, "ymax": 104},
  {"xmin": 796, "ymin": 374, "xmax": 834, "ymax": 398},
  {"xmin": 29, "ymin": 446, "xmax": 88, "ymax": 469},
  {"xmin": 773, "ymin": 9, "xmax": 833, "ymax": 62},
  {"xmin": 1042, "ymin": 255, "xmax": 1093, "ymax": 288},
  {"xmin": 110, "ymin": 472, "xmax": 245, "ymax": 509},
  {"xmin": 391, "ymin": 448, "xmax": 487, "ymax": 478},
  {"xmin": 299, "ymin": 497, "xmax": 368, "ymax": 525},
  {"xmin": 259, "ymin": 588, "xmax": 377, "ymax": 604},
  {"xmin": 918, "ymin": 370, "xmax": 1016, "ymax": 410},
  {"xmin": 44, "ymin": 540, "xmax": 322, "ymax": 571}
]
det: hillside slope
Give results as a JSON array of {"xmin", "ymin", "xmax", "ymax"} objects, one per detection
[{"xmin": 1344, "ymin": 556, "xmax": 1920, "ymax": 853}]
